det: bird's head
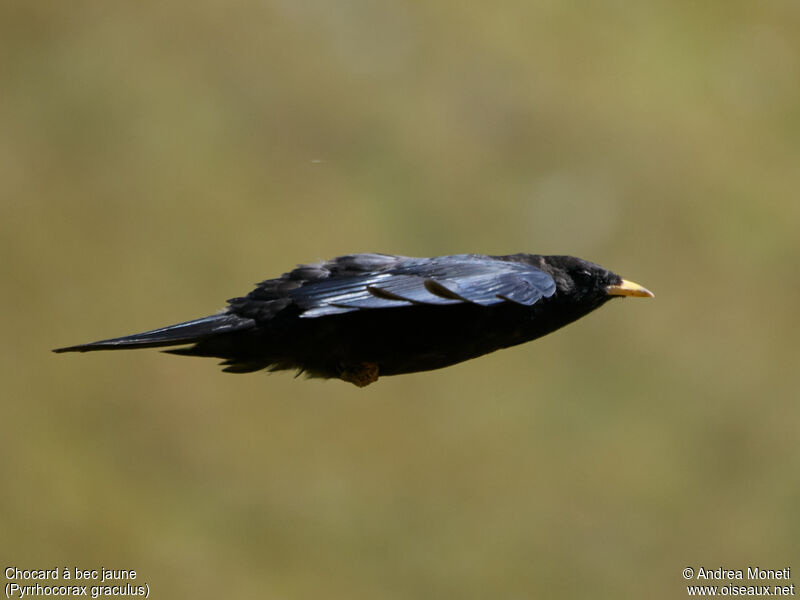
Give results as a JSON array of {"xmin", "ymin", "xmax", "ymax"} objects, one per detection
[{"xmin": 539, "ymin": 255, "xmax": 654, "ymax": 310}]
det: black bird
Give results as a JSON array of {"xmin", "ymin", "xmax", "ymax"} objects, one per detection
[{"xmin": 54, "ymin": 253, "xmax": 653, "ymax": 386}]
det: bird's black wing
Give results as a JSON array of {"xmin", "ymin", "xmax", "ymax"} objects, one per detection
[{"xmin": 289, "ymin": 254, "xmax": 556, "ymax": 318}]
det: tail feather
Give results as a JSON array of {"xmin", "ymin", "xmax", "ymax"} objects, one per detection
[
  {"xmin": 162, "ymin": 329, "xmax": 274, "ymax": 372},
  {"xmin": 53, "ymin": 313, "xmax": 254, "ymax": 353}
]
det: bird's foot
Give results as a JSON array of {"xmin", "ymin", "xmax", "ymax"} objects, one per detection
[{"xmin": 339, "ymin": 362, "xmax": 380, "ymax": 387}]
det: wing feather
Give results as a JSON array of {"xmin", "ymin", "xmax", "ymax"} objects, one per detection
[{"xmin": 290, "ymin": 255, "xmax": 555, "ymax": 318}]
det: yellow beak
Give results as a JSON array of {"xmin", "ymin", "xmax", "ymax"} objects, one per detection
[{"xmin": 606, "ymin": 279, "xmax": 654, "ymax": 298}]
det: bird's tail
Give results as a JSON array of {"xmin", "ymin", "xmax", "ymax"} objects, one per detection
[{"xmin": 52, "ymin": 313, "xmax": 255, "ymax": 353}]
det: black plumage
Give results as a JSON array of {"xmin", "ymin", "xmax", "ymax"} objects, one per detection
[{"xmin": 54, "ymin": 253, "xmax": 653, "ymax": 386}]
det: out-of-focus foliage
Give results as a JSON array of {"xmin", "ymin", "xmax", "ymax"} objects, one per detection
[{"xmin": 2, "ymin": 1, "xmax": 798, "ymax": 598}]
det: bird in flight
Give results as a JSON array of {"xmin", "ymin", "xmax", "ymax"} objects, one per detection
[{"xmin": 54, "ymin": 253, "xmax": 653, "ymax": 386}]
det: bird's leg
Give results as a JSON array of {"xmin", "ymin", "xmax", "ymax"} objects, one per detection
[{"xmin": 339, "ymin": 362, "xmax": 380, "ymax": 387}]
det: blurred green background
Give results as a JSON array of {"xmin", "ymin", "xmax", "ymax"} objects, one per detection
[{"xmin": 2, "ymin": 1, "xmax": 799, "ymax": 598}]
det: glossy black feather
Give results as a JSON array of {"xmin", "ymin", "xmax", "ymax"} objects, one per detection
[
  {"xmin": 52, "ymin": 314, "xmax": 254, "ymax": 352},
  {"xmin": 289, "ymin": 254, "xmax": 556, "ymax": 317}
]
